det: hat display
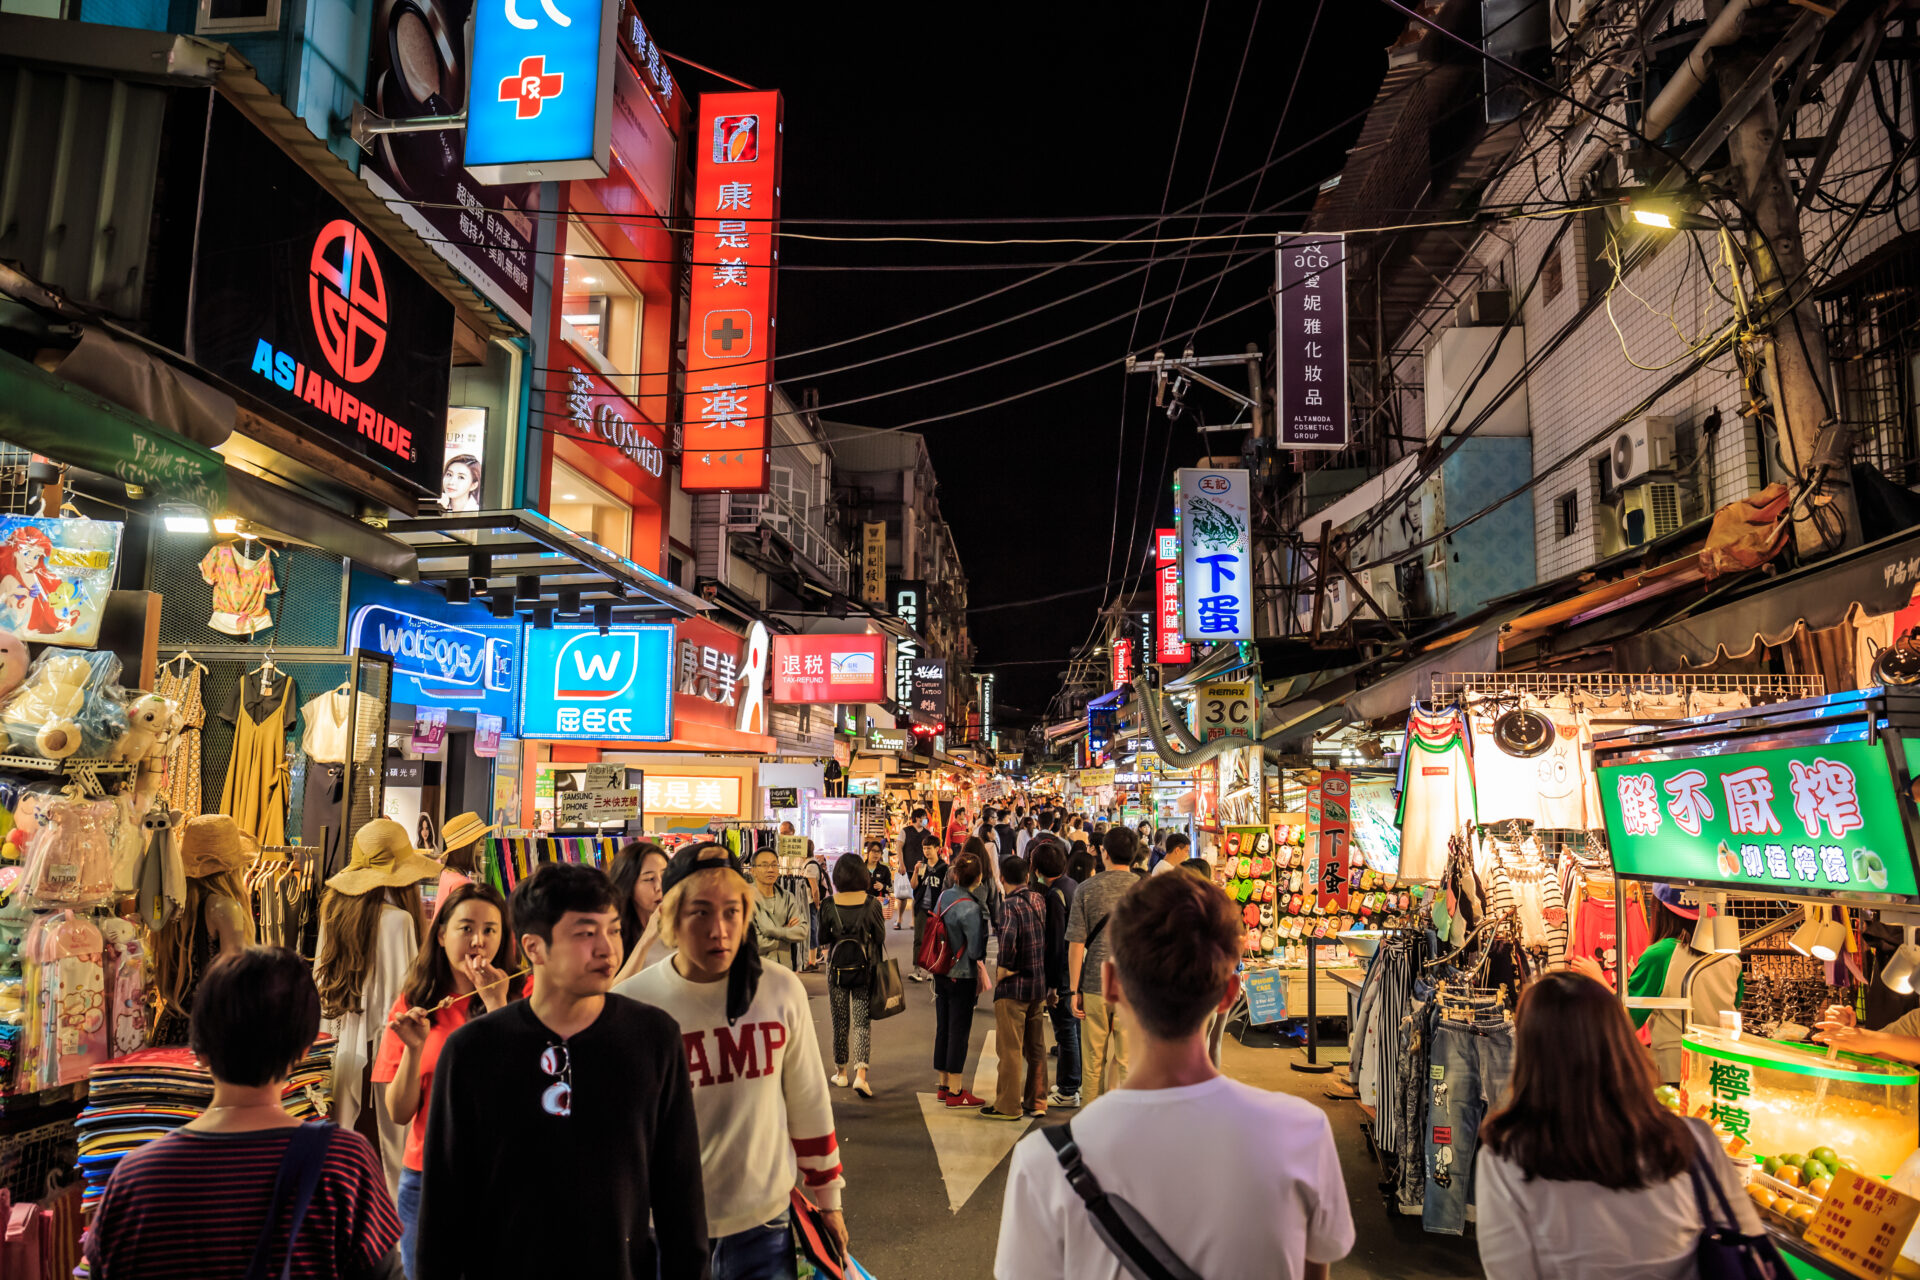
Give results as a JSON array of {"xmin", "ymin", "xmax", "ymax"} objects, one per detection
[
  {"xmin": 179, "ymin": 815, "xmax": 249, "ymax": 879},
  {"xmin": 325, "ymin": 819, "xmax": 442, "ymax": 896},
  {"xmin": 439, "ymin": 811, "xmax": 497, "ymax": 853}
]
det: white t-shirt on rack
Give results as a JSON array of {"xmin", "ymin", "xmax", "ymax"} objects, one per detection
[{"xmin": 994, "ymin": 1076, "xmax": 1355, "ymax": 1280}]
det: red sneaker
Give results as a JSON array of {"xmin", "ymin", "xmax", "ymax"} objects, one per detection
[
  {"xmin": 944, "ymin": 1090, "xmax": 986, "ymax": 1107},
  {"xmin": 937, "ymin": 1086, "xmax": 953, "ymax": 1101}
]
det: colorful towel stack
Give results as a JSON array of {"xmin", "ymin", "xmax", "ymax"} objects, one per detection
[{"xmin": 76, "ymin": 1039, "xmax": 334, "ymax": 1211}]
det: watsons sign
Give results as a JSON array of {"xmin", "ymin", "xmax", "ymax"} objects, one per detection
[{"xmin": 349, "ymin": 605, "xmax": 508, "ymax": 691}]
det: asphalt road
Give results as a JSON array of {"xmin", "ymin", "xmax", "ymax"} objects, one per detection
[{"xmin": 793, "ymin": 922, "xmax": 1485, "ymax": 1279}]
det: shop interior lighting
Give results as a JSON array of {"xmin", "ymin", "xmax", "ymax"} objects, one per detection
[
  {"xmin": 468, "ymin": 551, "xmax": 492, "ymax": 581},
  {"xmin": 515, "ymin": 574, "xmax": 540, "ymax": 605},
  {"xmin": 160, "ymin": 505, "xmax": 210, "ymax": 534},
  {"xmin": 593, "ymin": 602, "xmax": 612, "ymax": 634},
  {"xmin": 533, "ymin": 605, "xmax": 555, "ymax": 630},
  {"xmin": 213, "ymin": 517, "xmax": 239, "ymax": 535},
  {"xmin": 1883, "ymin": 926, "xmax": 1920, "ymax": 994},
  {"xmin": 1788, "ymin": 908, "xmax": 1820, "ymax": 955},
  {"xmin": 1812, "ymin": 909, "xmax": 1847, "ymax": 962},
  {"xmin": 558, "ymin": 589, "xmax": 581, "ymax": 617},
  {"xmin": 445, "ymin": 574, "xmax": 470, "ymax": 605},
  {"xmin": 1712, "ymin": 906, "xmax": 1741, "ymax": 955},
  {"xmin": 489, "ymin": 588, "xmax": 515, "ymax": 619}
]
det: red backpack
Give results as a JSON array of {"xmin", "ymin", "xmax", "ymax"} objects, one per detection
[{"xmin": 916, "ymin": 898, "xmax": 960, "ymax": 976}]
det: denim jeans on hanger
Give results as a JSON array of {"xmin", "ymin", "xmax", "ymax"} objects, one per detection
[
  {"xmin": 1395, "ymin": 982, "xmax": 1438, "ymax": 1216},
  {"xmin": 1423, "ymin": 1000, "xmax": 1516, "ymax": 1235}
]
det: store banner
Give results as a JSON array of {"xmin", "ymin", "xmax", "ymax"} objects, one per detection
[
  {"xmin": 474, "ymin": 713, "xmax": 503, "ymax": 757},
  {"xmin": 1078, "ymin": 767, "xmax": 1115, "ymax": 788},
  {"xmin": 1311, "ymin": 769, "xmax": 1351, "ymax": 909},
  {"xmin": 1596, "ymin": 739, "xmax": 1920, "ymax": 899},
  {"xmin": 1175, "ymin": 469, "xmax": 1253, "ymax": 641},
  {"xmin": 410, "ymin": 706, "xmax": 449, "ymax": 754},
  {"xmin": 911, "ymin": 659, "xmax": 948, "ymax": 726},
  {"xmin": 861, "ymin": 522, "xmax": 886, "ymax": 605},
  {"xmin": 519, "ymin": 625, "xmax": 674, "ymax": 740},
  {"xmin": 682, "ymin": 91, "xmax": 784, "ymax": 493},
  {"xmin": 978, "ymin": 671, "xmax": 995, "ymax": 743},
  {"xmin": 360, "ymin": 0, "xmax": 539, "ymax": 326},
  {"xmin": 1110, "ymin": 638, "xmax": 1133, "ymax": 691},
  {"xmin": 674, "ymin": 614, "xmax": 753, "ymax": 730},
  {"xmin": 644, "ymin": 773, "xmax": 742, "ymax": 816},
  {"xmin": 1197, "ymin": 681, "xmax": 1255, "ymax": 742},
  {"xmin": 189, "ymin": 98, "xmax": 452, "ymax": 496},
  {"xmin": 866, "ymin": 727, "xmax": 907, "ymax": 753},
  {"xmin": 770, "ymin": 633, "xmax": 888, "ymax": 704},
  {"xmin": 465, "ymin": 0, "xmax": 618, "ymax": 183},
  {"xmin": 549, "ymin": 348, "xmax": 668, "ymax": 500},
  {"xmin": 890, "ymin": 580, "xmax": 925, "ymax": 708},
  {"xmin": 347, "ymin": 572, "xmax": 518, "ymax": 720},
  {"xmin": 1274, "ymin": 231, "xmax": 1349, "ymax": 450},
  {"xmin": 1154, "ymin": 527, "xmax": 1191, "ymax": 665}
]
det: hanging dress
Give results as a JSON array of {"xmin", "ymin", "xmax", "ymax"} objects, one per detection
[
  {"xmin": 156, "ymin": 662, "xmax": 205, "ymax": 820},
  {"xmin": 220, "ymin": 670, "xmax": 299, "ymax": 847}
]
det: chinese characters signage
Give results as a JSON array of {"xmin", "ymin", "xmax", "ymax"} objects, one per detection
[
  {"xmin": 474, "ymin": 714, "xmax": 503, "ymax": 757},
  {"xmin": 978, "ymin": 672, "xmax": 994, "ymax": 744},
  {"xmin": 1155, "ymin": 527, "xmax": 1191, "ymax": 664},
  {"xmin": 673, "ymin": 615, "xmax": 751, "ymax": 732},
  {"xmin": 770, "ymin": 634, "xmax": 889, "ymax": 704},
  {"xmin": 1311, "ymin": 769, "xmax": 1351, "ymax": 909},
  {"xmin": 1176, "ymin": 469, "xmax": 1253, "ymax": 642},
  {"xmin": 410, "ymin": 707, "xmax": 449, "ymax": 755},
  {"xmin": 1111, "ymin": 639, "xmax": 1133, "ymax": 690},
  {"xmin": 1703, "ymin": 1054, "xmax": 1755, "ymax": 1148},
  {"xmin": 892, "ymin": 580, "xmax": 924, "ymax": 708},
  {"xmin": 1198, "ymin": 682, "xmax": 1256, "ymax": 742},
  {"xmin": 912, "ymin": 659, "xmax": 948, "ymax": 725},
  {"xmin": 618, "ymin": 3, "xmax": 674, "ymax": 109},
  {"xmin": 1274, "ymin": 232, "xmax": 1349, "ymax": 450},
  {"xmin": 465, "ymin": 0, "xmax": 618, "ymax": 183},
  {"xmin": 1597, "ymin": 740, "xmax": 1920, "ymax": 898},
  {"xmin": 1806, "ymin": 1167, "xmax": 1920, "ymax": 1279},
  {"xmin": 867, "ymin": 727, "xmax": 907, "ymax": 753},
  {"xmin": 861, "ymin": 522, "xmax": 886, "ymax": 605},
  {"xmin": 643, "ymin": 774, "xmax": 742, "ymax": 817},
  {"xmin": 519, "ymin": 625, "xmax": 673, "ymax": 741},
  {"xmin": 683, "ymin": 91, "xmax": 784, "ymax": 492},
  {"xmin": 551, "ymin": 349, "xmax": 668, "ymax": 500}
]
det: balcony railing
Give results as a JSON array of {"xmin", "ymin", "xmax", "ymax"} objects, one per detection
[{"xmin": 725, "ymin": 491, "xmax": 851, "ymax": 592}]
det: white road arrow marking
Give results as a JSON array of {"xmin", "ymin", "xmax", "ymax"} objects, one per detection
[{"xmin": 916, "ymin": 1030, "xmax": 1032, "ymax": 1212}]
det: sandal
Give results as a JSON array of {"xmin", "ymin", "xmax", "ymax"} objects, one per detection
[{"xmin": 853, "ymin": 1078, "xmax": 873, "ymax": 1098}]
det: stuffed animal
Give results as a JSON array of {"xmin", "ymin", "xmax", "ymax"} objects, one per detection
[
  {"xmin": 0, "ymin": 631, "xmax": 29, "ymax": 704},
  {"xmin": 111, "ymin": 693, "xmax": 180, "ymax": 765},
  {"xmin": 0, "ymin": 649, "xmax": 125, "ymax": 759}
]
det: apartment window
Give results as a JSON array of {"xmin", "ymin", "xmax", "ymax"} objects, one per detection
[
  {"xmin": 550, "ymin": 459, "xmax": 632, "ymax": 554},
  {"xmin": 1541, "ymin": 246, "xmax": 1564, "ymax": 303},
  {"xmin": 562, "ymin": 221, "xmax": 643, "ymax": 386},
  {"xmin": 1821, "ymin": 237, "xmax": 1920, "ymax": 486},
  {"xmin": 1556, "ymin": 490, "xmax": 1579, "ymax": 539}
]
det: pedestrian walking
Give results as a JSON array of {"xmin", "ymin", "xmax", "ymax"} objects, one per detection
[
  {"xmin": 932, "ymin": 852, "xmax": 990, "ymax": 1107},
  {"xmin": 84, "ymin": 947, "xmax": 405, "ymax": 1280},
  {"xmin": 820, "ymin": 855, "xmax": 887, "ymax": 1098},
  {"xmin": 994, "ymin": 808, "xmax": 1016, "ymax": 858},
  {"xmin": 981, "ymin": 855, "xmax": 1048, "ymax": 1121},
  {"xmin": 416, "ymin": 862, "xmax": 709, "ymax": 1280},
  {"xmin": 967, "ymin": 834, "xmax": 1005, "ymax": 934},
  {"xmin": 1067, "ymin": 827, "xmax": 1140, "ymax": 1104},
  {"xmin": 901, "ymin": 807, "xmax": 931, "ymax": 878},
  {"xmin": 372, "ymin": 882, "xmax": 523, "ymax": 1277},
  {"xmin": 1032, "ymin": 839, "xmax": 1081, "ymax": 1108},
  {"xmin": 749, "ymin": 848, "xmax": 809, "ymax": 969},
  {"xmin": 910, "ymin": 843, "xmax": 950, "ymax": 981},
  {"xmin": 891, "ymin": 857, "xmax": 913, "ymax": 929},
  {"xmin": 1475, "ymin": 969, "xmax": 1768, "ymax": 1278},
  {"xmin": 610, "ymin": 840, "xmax": 671, "ymax": 982},
  {"xmin": 994, "ymin": 871, "xmax": 1355, "ymax": 1280},
  {"xmin": 945, "ymin": 804, "xmax": 971, "ymax": 852},
  {"xmin": 1151, "ymin": 831, "xmax": 1193, "ymax": 875},
  {"xmin": 618, "ymin": 843, "xmax": 850, "ymax": 1277}
]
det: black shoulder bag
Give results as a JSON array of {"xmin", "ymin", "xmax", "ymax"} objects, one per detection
[
  {"xmin": 243, "ymin": 1121, "xmax": 334, "ymax": 1280},
  {"xmin": 1043, "ymin": 1122, "xmax": 1202, "ymax": 1280}
]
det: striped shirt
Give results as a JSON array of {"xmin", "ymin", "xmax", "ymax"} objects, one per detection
[{"xmin": 84, "ymin": 1124, "xmax": 400, "ymax": 1279}]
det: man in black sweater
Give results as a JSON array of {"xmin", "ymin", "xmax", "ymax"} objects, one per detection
[{"xmin": 416, "ymin": 864, "xmax": 709, "ymax": 1280}]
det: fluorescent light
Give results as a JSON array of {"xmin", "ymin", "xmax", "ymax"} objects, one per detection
[
  {"xmin": 561, "ymin": 493, "xmax": 579, "ymax": 501},
  {"xmin": 212, "ymin": 517, "xmax": 238, "ymax": 534},
  {"xmin": 164, "ymin": 514, "xmax": 210, "ymax": 533},
  {"xmin": 1633, "ymin": 208, "xmax": 1676, "ymax": 229}
]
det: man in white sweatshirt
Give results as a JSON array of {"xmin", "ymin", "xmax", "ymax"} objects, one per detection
[{"xmin": 616, "ymin": 842, "xmax": 847, "ymax": 1278}]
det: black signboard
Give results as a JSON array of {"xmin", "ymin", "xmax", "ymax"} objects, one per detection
[
  {"xmin": 189, "ymin": 96, "xmax": 453, "ymax": 494},
  {"xmin": 361, "ymin": 0, "xmax": 538, "ymax": 328},
  {"xmin": 890, "ymin": 578, "xmax": 926, "ymax": 708},
  {"xmin": 912, "ymin": 659, "xmax": 947, "ymax": 725},
  {"xmin": 1274, "ymin": 232, "xmax": 1349, "ymax": 451},
  {"xmin": 768, "ymin": 786, "xmax": 798, "ymax": 809}
]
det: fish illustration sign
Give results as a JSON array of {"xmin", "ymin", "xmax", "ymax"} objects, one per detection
[
  {"xmin": 1176, "ymin": 468, "xmax": 1252, "ymax": 641},
  {"xmin": 519, "ymin": 625, "xmax": 673, "ymax": 740}
]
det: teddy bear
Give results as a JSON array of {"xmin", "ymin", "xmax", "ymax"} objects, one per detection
[
  {"xmin": 110, "ymin": 693, "xmax": 179, "ymax": 767},
  {"xmin": 0, "ymin": 649, "xmax": 125, "ymax": 760}
]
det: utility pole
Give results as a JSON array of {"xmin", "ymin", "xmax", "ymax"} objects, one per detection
[{"xmin": 1711, "ymin": 8, "xmax": 1860, "ymax": 555}]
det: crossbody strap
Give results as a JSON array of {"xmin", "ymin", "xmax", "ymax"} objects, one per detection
[
  {"xmin": 1043, "ymin": 1123, "xmax": 1197, "ymax": 1280},
  {"xmin": 1085, "ymin": 913, "xmax": 1110, "ymax": 948},
  {"xmin": 243, "ymin": 1122, "xmax": 334, "ymax": 1280}
]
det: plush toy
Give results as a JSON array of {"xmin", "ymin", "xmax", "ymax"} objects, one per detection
[
  {"xmin": 111, "ymin": 693, "xmax": 180, "ymax": 766},
  {"xmin": 0, "ymin": 631, "xmax": 29, "ymax": 705},
  {"xmin": 0, "ymin": 649, "xmax": 125, "ymax": 760}
]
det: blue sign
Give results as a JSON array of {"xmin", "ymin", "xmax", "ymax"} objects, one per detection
[
  {"xmin": 466, "ymin": 0, "xmax": 618, "ymax": 184},
  {"xmin": 1244, "ymin": 969, "xmax": 1287, "ymax": 1026},
  {"xmin": 346, "ymin": 572, "xmax": 518, "ymax": 720},
  {"xmin": 519, "ymin": 626, "xmax": 673, "ymax": 741}
]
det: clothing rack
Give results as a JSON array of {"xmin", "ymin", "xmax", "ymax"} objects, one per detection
[
  {"xmin": 1429, "ymin": 671, "xmax": 1824, "ymax": 703},
  {"xmin": 480, "ymin": 833, "xmax": 621, "ymax": 894}
]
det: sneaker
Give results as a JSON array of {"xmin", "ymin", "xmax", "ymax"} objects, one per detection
[
  {"xmin": 1024, "ymin": 1105, "xmax": 1048, "ymax": 1119},
  {"xmin": 853, "ymin": 1078, "xmax": 873, "ymax": 1098},
  {"xmin": 831, "ymin": 1072, "xmax": 849, "ymax": 1088},
  {"xmin": 945, "ymin": 1090, "xmax": 986, "ymax": 1108},
  {"xmin": 977, "ymin": 1105, "xmax": 1022, "ymax": 1121},
  {"xmin": 1046, "ymin": 1089, "xmax": 1081, "ymax": 1108},
  {"xmin": 937, "ymin": 1086, "xmax": 953, "ymax": 1101}
]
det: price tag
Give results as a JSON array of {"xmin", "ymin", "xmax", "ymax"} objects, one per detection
[
  {"xmin": 1806, "ymin": 1169, "xmax": 1920, "ymax": 1280},
  {"xmin": 777, "ymin": 834, "xmax": 808, "ymax": 860},
  {"xmin": 557, "ymin": 791, "xmax": 592, "ymax": 827}
]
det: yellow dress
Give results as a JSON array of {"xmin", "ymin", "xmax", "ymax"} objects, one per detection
[{"xmin": 220, "ymin": 671, "xmax": 296, "ymax": 846}]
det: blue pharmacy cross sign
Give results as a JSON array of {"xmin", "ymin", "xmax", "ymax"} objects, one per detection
[{"xmin": 466, "ymin": 0, "xmax": 618, "ymax": 184}]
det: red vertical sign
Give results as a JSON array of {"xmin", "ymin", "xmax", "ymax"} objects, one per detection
[
  {"xmin": 1110, "ymin": 638, "xmax": 1133, "ymax": 690},
  {"xmin": 684, "ymin": 92, "xmax": 783, "ymax": 493},
  {"xmin": 1154, "ymin": 528, "xmax": 1191, "ymax": 664},
  {"xmin": 1312, "ymin": 769, "xmax": 1351, "ymax": 909}
]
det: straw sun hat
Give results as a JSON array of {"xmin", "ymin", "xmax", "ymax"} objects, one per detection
[
  {"xmin": 325, "ymin": 818, "xmax": 442, "ymax": 896},
  {"xmin": 438, "ymin": 811, "xmax": 497, "ymax": 854},
  {"xmin": 178, "ymin": 814, "xmax": 251, "ymax": 879}
]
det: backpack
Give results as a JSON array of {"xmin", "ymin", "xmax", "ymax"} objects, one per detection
[
  {"xmin": 915, "ymin": 897, "xmax": 961, "ymax": 976},
  {"xmin": 825, "ymin": 902, "xmax": 873, "ymax": 990}
]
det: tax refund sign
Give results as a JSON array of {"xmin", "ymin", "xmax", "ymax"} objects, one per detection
[
  {"xmin": 465, "ymin": 0, "xmax": 619, "ymax": 183},
  {"xmin": 519, "ymin": 626, "xmax": 673, "ymax": 740},
  {"xmin": 1596, "ymin": 739, "xmax": 1920, "ymax": 899}
]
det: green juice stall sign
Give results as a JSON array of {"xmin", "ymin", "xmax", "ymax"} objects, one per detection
[{"xmin": 1595, "ymin": 739, "xmax": 1920, "ymax": 897}]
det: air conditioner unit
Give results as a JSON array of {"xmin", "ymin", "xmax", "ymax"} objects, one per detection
[
  {"xmin": 1607, "ymin": 415, "xmax": 1677, "ymax": 488},
  {"xmin": 1550, "ymin": 0, "xmax": 1597, "ymax": 48},
  {"xmin": 1620, "ymin": 481, "xmax": 1683, "ymax": 546},
  {"xmin": 1362, "ymin": 565, "xmax": 1404, "ymax": 619}
]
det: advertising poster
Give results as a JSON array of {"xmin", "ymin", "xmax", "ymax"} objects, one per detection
[
  {"xmin": 1176, "ymin": 469, "xmax": 1253, "ymax": 641},
  {"xmin": 1275, "ymin": 232, "xmax": 1349, "ymax": 450},
  {"xmin": 440, "ymin": 408, "xmax": 487, "ymax": 512},
  {"xmin": 0, "ymin": 515, "xmax": 121, "ymax": 648}
]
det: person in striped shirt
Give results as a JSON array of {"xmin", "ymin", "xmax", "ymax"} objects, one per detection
[
  {"xmin": 85, "ymin": 947, "xmax": 404, "ymax": 1279},
  {"xmin": 617, "ymin": 842, "xmax": 848, "ymax": 1279}
]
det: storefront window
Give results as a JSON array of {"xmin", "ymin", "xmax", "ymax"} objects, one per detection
[
  {"xmin": 562, "ymin": 221, "xmax": 642, "ymax": 385},
  {"xmin": 550, "ymin": 459, "xmax": 632, "ymax": 552}
]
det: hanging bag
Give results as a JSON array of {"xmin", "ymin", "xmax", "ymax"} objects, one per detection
[
  {"xmin": 870, "ymin": 953, "xmax": 906, "ymax": 1021},
  {"xmin": 1686, "ymin": 1121, "xmax": 1789, "ymax": 1280},
  {"xmin": 915, "ymin": 899, "xmax": 960, "ymax": 976},
  {"xmin": 825, "ymin": 902, "xmax": 874, "ymax": 990}
]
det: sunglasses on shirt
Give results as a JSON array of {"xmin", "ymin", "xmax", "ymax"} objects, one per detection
[{"xmin": 539, "ymin": 1044, "xmax": 572, "ymax": 1118}]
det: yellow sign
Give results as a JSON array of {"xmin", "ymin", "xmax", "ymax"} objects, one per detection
[
  {"xmin": 1806, "ymin": 1169, "xmax": 1920, "ymax": 1280},
  {"xmin": 1078, "ymin": 767, "xmax": 1115, "ymax": 788},
  {"xmin": 1198, "ymin": 681, "xmax": 1256, "ymax": 741},
  {"xmin": 861, "ymin": 522, "xmax": 887, "ymax": 605}
]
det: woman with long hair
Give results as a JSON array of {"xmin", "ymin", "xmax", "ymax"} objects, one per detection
[
  {"xmin": 0, "ymin": 526, "xmax": 71, "ymax": 636},
  {"xmin": 610, "ymin": 840, "xmax": 672, "ymax": 983},
  {"xmin": 1476, "ymin": 969, "xmax": 1763, "ymax": 1277},
  {"xmin": 314, "ymin": 818, "xmax": 435, "ymax": 1194},
  {"xmin": 933, "ymin": 851, "xmax": 990, "ymax": 1107},
  {"xmin": 372, "ymin": 882, "xmax": 522, "ymax": 1277},
  {"xmin": 820, "ymin": 855, "xmax": 887, "ymax": 1097}
]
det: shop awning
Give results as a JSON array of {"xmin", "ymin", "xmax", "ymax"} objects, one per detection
[
  {"xmin": 1497, "ymin": 554, "xmax": 1706, "ymax": 651},
  {"xmin": 1164, "ymin": 644, "xmax": 1255, "ymax": 693},
  {"xmin": 1618, "ymin": 525, "xmax": 1920, "ymax": 670},
  {"xmin": 387, "ymin": 509, "xmax": 708, "ymax": 619},
  {"xmin": 1343, "ymin": 608, "xmax": 1529, "ymax": 723}
]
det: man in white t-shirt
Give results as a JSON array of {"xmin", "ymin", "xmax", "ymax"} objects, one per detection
[
  {"xmin": 1149, "ymin": 832, "xmax": 1192, "ymax": 875},
  {"xmin": 995, "ymin": 871, "xmax": 1354, "ymax": 1280}
]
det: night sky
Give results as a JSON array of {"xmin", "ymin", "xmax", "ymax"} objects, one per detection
[{"xmin": 653, "ymin": 2, "xmax": 1408, "ymax": 725}]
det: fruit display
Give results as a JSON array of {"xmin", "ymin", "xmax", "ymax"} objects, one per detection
[{"xmin": 1680, "ymin": 1028, "xmax": 1919, "ymax": 1178}]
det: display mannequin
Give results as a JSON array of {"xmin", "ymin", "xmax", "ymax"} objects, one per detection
[{"xmin": 153, "ymin": 814, "xmax": 257, "ymax": 1043}]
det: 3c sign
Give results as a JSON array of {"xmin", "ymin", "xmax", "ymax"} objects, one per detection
[
  {"xmin": 309, "ymin": 219, "xmax": 388, "ymax": 384},
  {"xmin": 1199, "ymin": 681, "xmax": 1255, "ymax": 742}
]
